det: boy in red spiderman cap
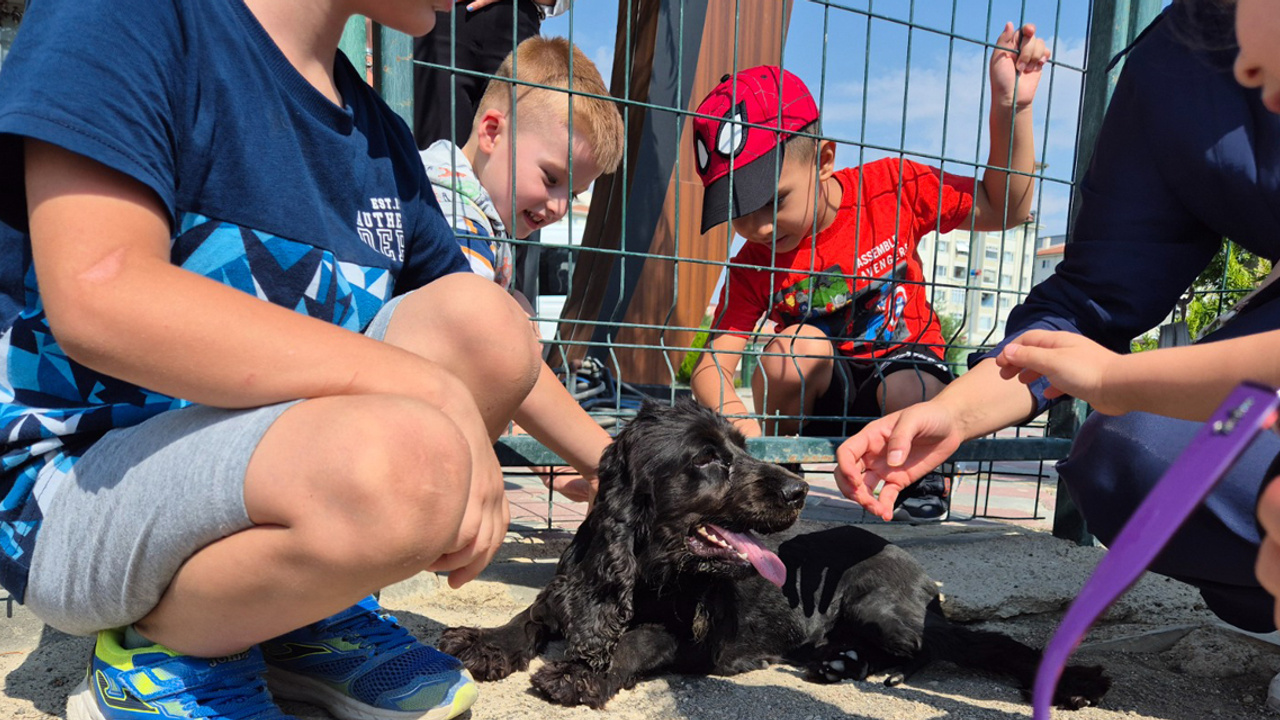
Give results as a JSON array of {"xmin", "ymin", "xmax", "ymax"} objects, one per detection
[{"xmin": 689, "ymin": 23, "xmax": 1049, "ymax": 521}]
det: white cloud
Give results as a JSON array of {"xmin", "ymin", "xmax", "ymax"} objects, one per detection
[{"xmin": 593, "ymin": 46, "xmax": 614, "ymax": 81}]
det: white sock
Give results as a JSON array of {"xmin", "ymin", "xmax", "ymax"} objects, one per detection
[{"xmin": 122, "ymin": 625, "xmax": 154, "ymax": 650}]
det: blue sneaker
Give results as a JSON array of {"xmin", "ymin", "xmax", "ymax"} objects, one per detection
[
  {"xmin": 261, "ymin": 597, "xmax": 477, "ymax": 720},
  {"xmin": 65, "ymin": 627, "xmax": 294, "ymax": 720}
]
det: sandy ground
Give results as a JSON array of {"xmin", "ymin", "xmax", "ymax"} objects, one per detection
[{"xmin": 2, "ymin": 520, "xmax": 1279, "ymax": 720}]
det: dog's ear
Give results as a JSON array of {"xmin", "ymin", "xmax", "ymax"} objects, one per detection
[{"xmin": 546, "ymin": 426, "xmax": 653, "ymax": 672}]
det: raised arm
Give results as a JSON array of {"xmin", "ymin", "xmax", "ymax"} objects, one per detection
[{"xmin": 971, "ymin": 22, "xmax": 1049, "ymax": 232}]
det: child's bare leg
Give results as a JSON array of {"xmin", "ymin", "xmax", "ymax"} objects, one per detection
[
  {"xmin": 134, "ymin": 276, "xmax": 541, "ymax": 656},
  {"xmin": 877, "ymin": 366, "xmax": 947, "ymax": 415},
  {"xmin": 134, "ymin": 395, "xmax": 472, "ymax": 656},
  {"xmin": 751, "ymin": 324, "xmax": 835, "ymax": 435}
]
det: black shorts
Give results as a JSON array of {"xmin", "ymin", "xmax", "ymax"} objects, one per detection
[{"xmin": 800, "ymin": 346, "xmax": 954, "ymax": 438}]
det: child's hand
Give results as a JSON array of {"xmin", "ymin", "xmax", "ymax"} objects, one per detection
[
  {"xmin": 1256, "ymin": 476, "xmax": 1280, "ymax": 630},
  {"xmin": 994, "ymin": 330, "xmax": 1126, "ymax": 414},
  {"xmin": 429, "ymin": 426, "xmax": 512, "ymax": 588},
  {"xmin": 989, "ymin": 22, "xmax": 1050, "ymax": 111},
  {"xmin": 835, "ymin": 404, "xmax": 965, "ymax": 521}
]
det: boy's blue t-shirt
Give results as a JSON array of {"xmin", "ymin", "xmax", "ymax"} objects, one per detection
[{"xmin": 0, "ymin": 0, "xmax": 468, "ymax": 599}]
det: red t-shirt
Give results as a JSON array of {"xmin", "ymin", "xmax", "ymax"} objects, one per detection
[{"xmin": 712, "ymin": 158, "xmax": 975, "ymax": 359}]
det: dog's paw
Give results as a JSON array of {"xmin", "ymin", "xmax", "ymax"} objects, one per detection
[
  {"xmin": 1053, "ymin": 664, "xmax": 1111, "ymax": 710},
  {"xmin": 531, "ymin": 659, "xmax": 614, "ymax": 708},
  {"xmin": 1020, "ymin": 664, "xmax": 1112, "ymax": 710},
  {"xmin": 719, "ymin": 656, "xmax": 772, "ymax": 675},
  {"xmin": 437, "ymin": 626, "xmax": 528, "ymax": 682},
  {"xmin": 803, "ymin": 649, "xmax": 870, "ymax": 684}
]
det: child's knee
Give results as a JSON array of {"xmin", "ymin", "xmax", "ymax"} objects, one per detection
[
  {"xmin": 441, "ymin": 277, "xmax": 541, "ymax": 379},
  {"xmin": 758, "ymin": 326, "xmax": 834, "ymax": 379},
  {"xmin": 879, "ymin": 369, "xmax": 946, "ymax": 411},
  {"xmin": 294, "ymin": 397, "xmax": 472, "ymax": 570}
]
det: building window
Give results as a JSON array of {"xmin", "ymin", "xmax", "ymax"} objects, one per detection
[
  {"xmin": 953, "ymin": 266, "xmax": 966, "ymax": 279},
  {"xmin": 934, "ymin": 265, "xmax": 948, "ymax": 279},
  {"xmin": 979, "ymin": 316, "xmax": 994, "ymax": 331},
  {"xmin": 937, "ymin": 239, "xmax": 949, "ymax": 253},
  {"xmin": 956, "ymin": 240, "xmax": 970, "ymax": 254},
  {"xmin": 1003, "ymin": 250, "xmax": 1015, "ymax": 264},
  {"xmin": 1001, "ymin": 273, "xmax": 1013, "ymax": 287},
  {"xmin": 980, "ymin": 292, "xmax": 995, "ymax": 308},
  {"xmin": 951, "ymin": 289, "xmax": 965, "ymax": 306},
  {"xmin": 999, "ymin": 296, "xmax": 1011, "ymax": 309},
  {"xmin": 982, "ymin": 272, "xmax": 995, "ymax": 285},
  {"xmin": 985, "ymin": 246, "xmax": 999, "ymax": 260}
]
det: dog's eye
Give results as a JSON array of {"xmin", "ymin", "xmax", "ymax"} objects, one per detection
[{"xmin": 693, "ymin": 449, "xmax": 723, "ymax": 467}]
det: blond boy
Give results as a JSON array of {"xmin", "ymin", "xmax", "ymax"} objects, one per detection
[{"xmin": 421, "ymin": 36, "xmax": 624, "ymax": 502}]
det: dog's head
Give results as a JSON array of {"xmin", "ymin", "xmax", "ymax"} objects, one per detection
[
  {"xmin": 547, "ymin": 398, "xmax": 807, "ymax": 670},
  {"xmin": 602, "ymin": 398, "xmax": 809, "ymax": 584}
]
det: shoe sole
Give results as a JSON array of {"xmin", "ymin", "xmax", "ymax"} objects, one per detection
[
  {"xmin": 891, "ymin": 503, "xmax": 949, "ymax": 523},
  {"xmin": 267, "ymin": 667, "xmax": 478, "ymax": 720},
  {"xmin": 65, "ymin": 678, "xmax": 106, "ymax": 720},
  {"xmin": 891, "ymin": 509, "xmax": 949, "ymax": 523}
]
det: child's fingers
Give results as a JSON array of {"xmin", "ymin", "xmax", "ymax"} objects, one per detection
[
  {"xmin": 1256, "ymin": 537, "xmax": 1280, "ymax": 599},
  {"xmin": 1017, "ymin": 367, "xmax": 1045, "ymax": 386},
  {"xmin": 1259, "ymin": 478, "xmax": 1280, "ymax": 537},
  {"xmin": 1018, "ymin": 37, "xmax": 1050, "ymax": 71},
  {"xmin": 874, "ymin": 482, "xmax": 901, "ymax": 522},
  {"xmin": 838, "ymin": 468, "xmax": 883, "ymax": 514},
  {"xmin": 996, "ymin": 21, "xmax": 1018, "ymax": 52}
]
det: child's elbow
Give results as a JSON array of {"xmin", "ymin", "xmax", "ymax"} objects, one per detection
[
  {"xmin": 41, "ymin": 257, "xmax": 134, "ymax": 367},
  {"xmin": 43, "ymin": 297, "xmax": 116, "ymax": 370}
]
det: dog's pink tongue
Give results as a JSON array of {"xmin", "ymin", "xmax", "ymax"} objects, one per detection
[{"xmin": 706, "ymin": 523, "xmax": 787, "ymax": 588}]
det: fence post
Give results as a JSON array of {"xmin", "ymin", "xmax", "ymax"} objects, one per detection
[
  {"xmin": 1070, "ymin": 0, "xmax": 1163, "ymax": 200},
  {"xmin": 1051, "ymin": 0, "xmax": 1162, "ymax": 544}
]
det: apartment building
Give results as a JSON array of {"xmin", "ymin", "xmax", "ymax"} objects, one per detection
[
  {"xmin": 1032, "ymin": 233, "xmax": 1068, "ymax": 287},
  {"xmin": 917, "ymin": 222, "xmax": 1039, "ymax": 347}
]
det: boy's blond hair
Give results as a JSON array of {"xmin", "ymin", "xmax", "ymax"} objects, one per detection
[{"xmin": 475, "ymin": 36, "xmax": 624, "ymax": 174}]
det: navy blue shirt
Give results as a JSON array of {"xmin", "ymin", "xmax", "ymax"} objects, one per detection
[
  {"xmin": 0, "ymin": 0, "xmax": 468, "ymax": 599},
  {"xmin": 984, "ymin": 3, "xmax": 1280, "ymax": 412}
]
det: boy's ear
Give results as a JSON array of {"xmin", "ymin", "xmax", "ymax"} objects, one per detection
[
  {"xmin": 817, "ymin": 139, "xmax": 837, "ymax": 181},
  {"xmin": 474, "ymin": 108, "xmax": 508, "ymax": 155}
]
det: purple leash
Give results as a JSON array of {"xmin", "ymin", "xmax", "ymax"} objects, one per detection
[{"xmin": 1032, "ymin": 382, "xmax": 1280, "ymax": 719}]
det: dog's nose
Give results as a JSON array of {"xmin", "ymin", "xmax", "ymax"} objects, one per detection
[{"xmin": 780, "ymin": 477, "xmax": 808, "ymax": 508}]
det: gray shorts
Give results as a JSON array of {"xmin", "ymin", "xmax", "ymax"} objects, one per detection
[{"xmin": 24, "ymin": 296, "xmax": 405, "ymax": 636}]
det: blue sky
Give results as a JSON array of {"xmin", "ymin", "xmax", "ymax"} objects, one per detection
[{"xmin": 543, "ymin": 0, "xmax": 1099, "ymax": 236}]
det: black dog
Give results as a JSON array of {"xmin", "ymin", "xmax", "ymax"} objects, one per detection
[{"xmin": 440, "ymin": 399, "xmax": 1110, "ymax": 709}]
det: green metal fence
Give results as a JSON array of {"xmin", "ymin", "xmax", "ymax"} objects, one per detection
[
  {"xmin": 0, "ymin": 0, "xmax": 1202, "ymax": 612},
  {"xmin": 337, "ymin": 1, "xmax": 1181, "ymax": 529}
]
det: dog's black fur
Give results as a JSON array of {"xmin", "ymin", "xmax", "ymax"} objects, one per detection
[{"xmin": 440, "ymin": 399, "xmax": 1110, "ymax": 709}]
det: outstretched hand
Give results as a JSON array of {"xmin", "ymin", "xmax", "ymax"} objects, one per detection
[
  {"xmin": 994, "ymin": 330, "xmax": 1127, "ymax": 415},
  {"xmin": 834, "ymin": 403, "xmax": 965, "ymax": 521},
  {"xmin": 990, "ymin": 22, "xmax": 1050, "ymax": 110}
]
